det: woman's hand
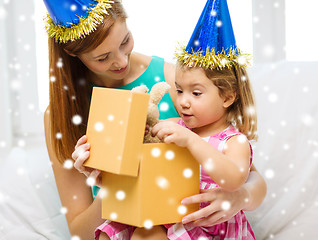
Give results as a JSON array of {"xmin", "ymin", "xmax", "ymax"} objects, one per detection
[
  {"xmin": 181, "ymin": 187, "xmax": 248, "ymax": 227},
  {"xmin": 72, "ymin": 135, "xmax": 102, "ymax": 187}
]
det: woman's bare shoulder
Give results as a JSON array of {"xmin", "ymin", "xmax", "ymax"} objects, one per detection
[{"xmin": 131, "ymin": 52, "xmax": 152, "ymax": 66}]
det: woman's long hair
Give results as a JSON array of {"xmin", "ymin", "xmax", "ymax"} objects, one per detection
[{"xmin": 48, "ymin": 1, "xmax": 127, "ymax": 163}]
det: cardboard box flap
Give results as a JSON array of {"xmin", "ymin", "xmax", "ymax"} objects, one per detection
[{"xmin": 84, "ymin": 87, "xmax": 149, "ymax": 176}]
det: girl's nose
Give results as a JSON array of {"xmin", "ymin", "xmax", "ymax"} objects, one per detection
[{"xmin": 179, "ymin": 95, "xmax": 190, "ymax": 108}]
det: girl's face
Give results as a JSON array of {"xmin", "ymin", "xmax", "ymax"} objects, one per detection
[
  {"xmin": 77, "ymin": 19, "xmax": 134, "ymax": 83},
  {"xmin": 175, "ymin": 67, "xmax": 233, "ymax": 136}
]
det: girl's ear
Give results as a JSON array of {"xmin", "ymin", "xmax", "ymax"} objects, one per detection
[
  {"xmin": 64, "ymin": 49, "xmax": 76, "ymax": 57},
  {"xmin": 223, "ymin": 92, "xmax": 236, "ymax": 108}
]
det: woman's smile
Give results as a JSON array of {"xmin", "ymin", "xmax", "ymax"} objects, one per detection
[{"xmin": 110, "ymin": 65, "xmax": 128, "ymax": 74}]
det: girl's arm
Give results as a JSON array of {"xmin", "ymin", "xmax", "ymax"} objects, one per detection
[
  {"xmin": 44, "ymin": 109, "xmax": 105, "ymax": 239},
  {"xmin": 152, "ymin": 121, "xmax": 251, "ymax": 192}
]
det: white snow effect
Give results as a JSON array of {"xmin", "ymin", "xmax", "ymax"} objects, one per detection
[
  {"xmin": 198, "ymin": 237, "xmax": 210, "ymax": 240},
  {"xmin": 268, "ymin": 92, "xmax": 278, "ymax": 103},
  {"xmin": 159, "ymin": 102, "xmax": 169, "ymax": 112},
  {"xmin": 72, "ymin": 115, "xmax": 82, "ymax": 125},
  {"xmin": 151, "ymin": 147, "xmax": 161, "ymax": 157},
  {"xmin": 98, "ymin": 188, "xmax": 108, "ymax": 199},
  {"xmin": 0, "ymin": 141, "xmax": 7, "ymax": 148},
  {"xmin": 70, "ymin": 4, "xmax": 77, "ymax": 11},
  {"xmin": 108, "ymin": 114, "xmax": 114, "ymax": 121},
  {"xmin": 265, "ymin": 169, "xmax": 275, "ymax": 179},
  {"xmin": 56, "ymin": 132, "xmax": 62, "ymax": 139},
  {"xmin": 56, "ymin": 59, "xmax": 63, "ymax": 68},
  {"xmin": 183, "ymin": 168, "xmax": 193, "ymax": 178},
  {"xmin": 143, "ymin": 220, "xmax": 153, "ymax": 229},
  {"xmin": 177, "ymin": 205, "xmax": 187, "ymax": 215},
  {"xmin": 17, "ymin": 139, "xmax": 25, "ymax": 147},
  {"xmin": 263, "ymin": 45, "xmax": 275, "ymax": 57},
  {"xmin": 110, "ymin": 212, "xmax": 118, "ymax": 220},
  {"xmin": 0, "ymin": 6, "xmax": 7, "ymax": 19},
  {"xmin": 60, "ymin": 207, "xmax": 67, "ymax": 215},
  {"xmin": 301, "ymin": 114, "xmax": 313, "ymax": 126},
  {"xmin": 71, "ymin": 236, "xmax": 80, "ymax": 240},
  {"xmin": 94, "ymin": 122, "xmax": 104, "ymax": 132},
  {"xmin": 116, "ymin": 190, "xmax": 126, "ymax": 201},
  {"xmin": 154, "ymin": 76, "xmax": 161, "ymax": 82},
  {"xmin": 221, "ymin": 201, "xmax": 231, "ymax": 211},
  {"xmin": 216, "ymin": 20, "xmax": 222, "ymax": 27},
  {"xmin": 203, "ymin": 158, "xmax": 214, "ymax": 171},
  {"xmin": 165, "ymin": 150, "xmax": 175, "ymax": 160},
  {"xmin": 16, "ymin": 167, "xmax": 25, "ymax": 175},
  {"xmin": 210, "ymin": 10, "xmax": 217, "ymax": 16},
  {"xmin": 237, "ymin": 134, "xmax": 247, "ymax": 144},
  {"xmin": 86, "ymin": 177, "xmax": 95, "ymax": 187},
  {"xmin": 63, "ymin": 159, "xmax": 73, "ymax": 169},
  {"xmin": 156, "ymin": 176, "xmax": 170, "ymax": 189}
]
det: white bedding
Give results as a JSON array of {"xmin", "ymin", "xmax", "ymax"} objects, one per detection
[
  {"xmin": 0, "ymin": 61, "xmax": 317, "ymax": 239},
  {"xmin": 0, "ymin": 143, "xmax": 71, "ymax": 239}
]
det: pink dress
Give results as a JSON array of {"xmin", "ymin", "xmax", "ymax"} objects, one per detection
[{"xmin": 95, "ymin": 122, "xmax": 255, "ymax": 240}]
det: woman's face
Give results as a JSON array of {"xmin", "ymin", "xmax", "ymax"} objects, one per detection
[{"xmin": 77, "ymin": 19, "xmax": 134, "ymax": 82}]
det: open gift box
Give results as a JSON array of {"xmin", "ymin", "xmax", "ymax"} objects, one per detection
[{"xmin": 84, "ymin": 87, "xmax": 200, "ymax": 227}]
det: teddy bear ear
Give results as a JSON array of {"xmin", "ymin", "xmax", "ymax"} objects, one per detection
[
  {"xmin": 149, "ymin": 82, "xmax": 171, "ymax": 105},
  {"xmin": 131, "ymin": 85, "xmax": 149, "ymax": 93}
]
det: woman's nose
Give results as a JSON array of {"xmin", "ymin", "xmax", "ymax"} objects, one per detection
[{"xmin": 113, "ymin": 51, "xmax": 128, "ymax": 69}]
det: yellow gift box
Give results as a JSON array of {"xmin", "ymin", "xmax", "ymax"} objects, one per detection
[{"xmin": 85, "ymin": 87, "xmax": 200, "ymax": 227}]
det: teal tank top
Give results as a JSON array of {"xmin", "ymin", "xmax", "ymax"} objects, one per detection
[{"xmin": 91, "ymin": 56, "xmax": 179, "ymax": 198}]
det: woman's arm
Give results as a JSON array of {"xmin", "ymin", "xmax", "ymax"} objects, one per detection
[
  {"xmin": 181, "ymin": 164, "xmax": 266, "ymax": 226},
  {"xmin": 241, "ymin": 164, "xmax": 267, "ymax": 211},
  {"xmin": 163, "ymin": 62, "xmax": 177, "ymax": 105},
  {"xmin": 44, "ymin": 109, "xmax": 105, "ymax": 239}
]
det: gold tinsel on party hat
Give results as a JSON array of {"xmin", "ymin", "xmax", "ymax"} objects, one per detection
[{"xmin": 44, "ymin": 0, "xmax": 114, "ymax": 43}]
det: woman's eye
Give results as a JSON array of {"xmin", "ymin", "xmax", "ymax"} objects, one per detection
[
  {"xmin": 98, "ymin": 56, "xmax": 108, "ymax": 62},
  {"xmin": 121, "ymin": 37, "xmax": 129, "ymax": 45}
]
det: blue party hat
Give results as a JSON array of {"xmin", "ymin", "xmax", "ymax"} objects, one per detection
[
  {"xmin": 44, "ymin": 0, "xmax": 114, "ymax": 43},
  {"xmin": 176, "ymin": 0, "xmax": 251, "ymax": 70}
]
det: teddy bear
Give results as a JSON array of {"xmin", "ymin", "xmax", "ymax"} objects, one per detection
[{"xmin": 131, "ymin": 82, "xmax": 171, "ymax": 143}]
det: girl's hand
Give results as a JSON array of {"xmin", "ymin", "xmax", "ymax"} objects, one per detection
[
  {"xmin": 151, "ymin": 121, "xmax": 195, "ymax": 147},
  {"xmin": 72, "ymin": 135, "xmax": 102, "ymax": 187},
  {"xmin": 181, "ymin": 187, "xmax": 248, "ymax": 227}
]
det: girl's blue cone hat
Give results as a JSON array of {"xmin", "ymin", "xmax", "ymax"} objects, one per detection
[
  {"xmin": 43, "ymin": 0, "xmax": 114, "ymax": 43},
  {"xmin": 176, "ymin": 0, "xmax": 251, "ymax": 70}
]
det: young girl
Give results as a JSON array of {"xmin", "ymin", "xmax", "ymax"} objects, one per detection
[
  {"xmin": 152, "ymin": 63, "xmax": 257, "ymax": 239},
  {"xmin": 42, "ymin": 0, "xmax": 266, "ymax": 239},
  {"xmin": 150, "ymin": 0, "xmax": 259, "ymax": 238}
]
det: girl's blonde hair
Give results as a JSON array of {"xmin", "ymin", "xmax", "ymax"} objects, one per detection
[
  {"xmin": 48, "ymin": 1, "xmax": 127, "ymax": 163},
  {"xmin": 178, "ymin": 63, "xmax": 258, "ymax": 141}
]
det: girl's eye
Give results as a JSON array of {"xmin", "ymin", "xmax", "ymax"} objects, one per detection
[
  {"xmin": 193, "ymin": 91, "xmax": 202, "ymax": 96},
  {"xmin": 176, "ymin": 89, "xmax": 183, "ymax": 94}
]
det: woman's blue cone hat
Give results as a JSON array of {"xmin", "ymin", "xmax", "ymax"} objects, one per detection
[
  {"xmin": 43, "ymin": 0, "xmax": 114, "ymax": 43},
  {"xmin": 176, "ymin": 0, "xmax": 251, "ymax": 70}
]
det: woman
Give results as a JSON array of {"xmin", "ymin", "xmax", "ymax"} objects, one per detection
[{"xmin": 43, "ymin": 0, "xmax": 266, "ymax": 239}]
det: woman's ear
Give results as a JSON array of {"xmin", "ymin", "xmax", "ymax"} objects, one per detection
[
  {"xmin": 64, "ymin": 49, "xmax": 76, "ymax": 57},
  {"xmin": 223, "ymin": 92, "xmax": 236, "ymax": 108}
]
